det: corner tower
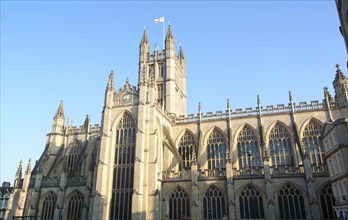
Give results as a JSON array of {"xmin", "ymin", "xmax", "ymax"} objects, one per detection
[{"xmin": 138, "ymin": 26, "xmax": 187, "ymax": 116}]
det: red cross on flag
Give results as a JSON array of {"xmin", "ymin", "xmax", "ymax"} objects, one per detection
[{"xmin": 154, "ymin": 17, "xmax": 164, "ymax": 23}]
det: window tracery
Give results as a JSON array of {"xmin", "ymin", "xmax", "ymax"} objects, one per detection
[
  {"xmin": 239, "ymin": 185, "xmax": 264, "ymax": 219},
  {"xmin": 302, "ymin": 119, "xmax": 324, "ymax": 166},
  {"xmin": 320, "ymin": 184, "xmax": 336, "ymax": 219},
  {"xmin": 237, "ymin": 126, "xmax": 260, "ymax": 169},
  {"xmin": 278, "ymin": 184, "xmax": 306, "ymax": 219},
  {"xmin": 110, "ymin": 113, "xmax": 136, "ymax": 220},
  {"xmin": 269, "ymin": 123, "xmax": 293, "ymax": 168},
  {"xmin": 40, "ymin": 191, "xmax": 57, "ymax": 220},
  {"xmin": 202, "ymin": 186, "xmax": 227, "ymax": 220},
  {"xmin": 66, "ymin": 191, "xmax": 84, "ymax": 220},
  {"xmin": 178, "ymin": 131, "xmax": 197, "ymax": 169},
  {"xmin": 169, "ymin": 187, "xmax": 190, "ymax": 219},
  {"xmin": 207, "ymin": 129, "xmax": 227, "ymax": 171},
  {"xmin": 67, "ymin": 141, "xmax": 82, "ymax": 175}
]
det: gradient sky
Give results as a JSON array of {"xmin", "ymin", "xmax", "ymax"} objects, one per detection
[{"xmin": 1, "ymin": 1, "xmax": 346, "ymax": 184}]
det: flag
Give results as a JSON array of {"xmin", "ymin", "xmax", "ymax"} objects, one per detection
[{"xmin": 154, "ymin": 17, "xmax": 164, "ymax": 23}]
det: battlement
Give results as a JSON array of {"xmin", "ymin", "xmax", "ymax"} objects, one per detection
[
  {"xmin": 67, "ymin": 124, "xmax": 100, "ymax": 135},
  {"xmin": 175, "ymin": 99, "xmax": 334, "ymax": 124}
]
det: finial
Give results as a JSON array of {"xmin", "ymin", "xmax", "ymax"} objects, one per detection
[
  {"xmin": 257, "ymin": 95, "xmax": 261, "ymax": 106},
  {"xmin": 25, "ymin": 158, "xmax": 32, "ymax": 175},
  {"xmin": 289, "ymin": 91, "xmax": 293, "ymax": 102},
  {"xmin": 144, "ymin": 26, "xmax": 146, "ymax": 30},
  {"xmin": 336, "ymin": 63, "xmax": 340, "ymax": 71},
  {"xmin": 16, "ymin": 159, "xmax": 23, "ymax": 177},
  {"xmin": 154, "ymin": 43, "xmax": 158, "ymax": 51},
  {"xmin": 198, "ymin": 102, "xmax": 202, "ymax": 113},
  {"xmin": 126, "ymin": 78, "xmax": 129, "ymax": 84},
  {"xmin": 227, "ymin": 98, "xmax": 230, "ymax": 109},
  {"xmin": 83, "ymin": 115, "xmax": 90, "ymax": 128}
]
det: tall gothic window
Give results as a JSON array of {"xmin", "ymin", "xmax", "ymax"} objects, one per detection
[
  {"xmin": 110, "ymin": 113, "xmax": 136, "ymax": 220},
  {"xmin": 269, "ymin": 123, "xmax": 293, "ymax": 167},
  {"xmin": 66, "ymin": 191, "xmax": 84, "ymax": 220},
  {"xmin": 169, "ymin": 187, "xmax": 190, "ymax": 219},
  {"xmin": 207, "ymin": 128, "xmax": 227, "ymax": 170},
  {"xmin": 203, "ymin": 186, "xmax": 227, "ymax": 220},
  {"xmin": 237, "ymin": 126, "xmax": 260, "ymax": 169},
  {"xmin": 40, "ymin": 191, "xmax": 57, "ymax": 220},
  {"xmin": 320, "ymin": 184, "xmax": 336, "ymax": 220},
  {"xmin": 178, "ymin": 131, "xmax": 197, "ymax": 169},
  {"xmin": 67, "ymin": 141, "xmax": 82, "ymax": 175},
  {"xmin": 278, "ymin": 184, "xmax": 306, "ymax": 219},
  {"xmin": 239, "ymin": 185, "xmax": 264, "ymax": 219},
  {"xmin": 302, "ymin": 119, "xmax": 324, "ymax": 166}
]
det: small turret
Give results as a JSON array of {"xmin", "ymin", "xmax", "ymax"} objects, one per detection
[
  {"xmin": 52, "ymin": 101, "xmax": 65, "ymax": 134},
  {"xmin": 178, "ymin": 46, "xmax": 185, "ymax": 60},
  {"xmin": 333, "ymin": 64, "xmax": 348, "ymax": 107},
  {"xmin": 165, "ymin": 25, "xmax": 175, "ymax": 58},
  {"xmin": 25, "ymin": 158, "xmax": 31, "ymax": 175},
  {"xmin": 139, "ymin": 29, "xmax": 150, "ymax": 63},
  {"xmin": 106, "ymin": 70, "xmax": 115, "ymax": 92}
]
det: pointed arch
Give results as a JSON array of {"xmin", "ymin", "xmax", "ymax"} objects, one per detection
[
  {"xmin": 205, "ymin": 127, "xmax": 228, "ymax": 171},
  {"xmin": 267, "ymin": 121, "xmax": 294, "ymax": 168},
  {"xmin": 238, "ymin": 184, "xmax": 265, "ymax": 219},
  {"xmin": 234, "ymin": 124, "xmax": 261, "ymax": 170},
  {"xmin": 319, "ymin": 182, "xmax": 336, "ymax": 220},
  {"xmin": 40, "ymin": 191, "xmax": 57, "ymax": 220},
  {"xmin": 201, "ymin": 185, "xmax": 228, "ymax": 220},
  {"xmin": 162, "ymin": 126, "xmax": 184, "ymax": 169},
  {"xmin": 110, "ymin": 112, "xmax": 136, "ymax": 220},
  {"xmin": 276, "ymin": 182, "xmax": 307, "ymax": 220},
  {"xmin": 167, "ymin": 186, "xmax": 191, "ymax": 219},
  {"xmin": 110, "ymin": 109, "xmax": 137, "ymax": 132},
  {"xmin": 176, "ymin": 129, "xmax": 198, "ymax": 169},
  {"xmin": 66, "ymin": 139, "xmax": 83, "ymax": 176},
  {"xmin": 301, "ymin": 118, "xmax": 325, "ymax": 167},
  {"xmin": 66, "ymin": 190, "xmax": 85, "ymax": 220}
]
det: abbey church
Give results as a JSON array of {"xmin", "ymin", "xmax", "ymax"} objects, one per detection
[{"xmin": 4, "ymin": 26, "xmax": 348, "ymax": 220}]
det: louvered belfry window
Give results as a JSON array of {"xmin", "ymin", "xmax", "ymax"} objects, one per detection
[
  {"xmin": 110, "ymin": 113, "xmax": 136, "ymax": 220},
  {"xmin": 207, "ymin": 129, "xmax": 227, "ymax": 171},
  {"xmin": 40, "ymin": 191, "xmax": 57, "ymax": 220},
  {"xmin": 302, "ymin": 119, "xmax": 324, "ymax": 166},
  {"xmin": 178, "ymin": 131, "xmax": 197, "ymax": 169},
  {"xmin": 269, "ymin": 123, "xmax": 293, "ymax": 168},
  {"xmin": 66, "ymin": 191, "xmax": 84, "ymax": 220}
]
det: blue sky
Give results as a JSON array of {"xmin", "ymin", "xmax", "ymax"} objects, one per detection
[{"xmin": 1, "ymin": 1, "xmax": 346, "ymax": 183}]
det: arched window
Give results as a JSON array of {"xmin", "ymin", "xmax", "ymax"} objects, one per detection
[
  {"xmin": 269, "ymin": 123, "xmax": 293, "ymax": 168},
  {"xmin": 239, "ymin": 185, "xmax": 264, "ymax": 219},
  {"xmin": 320, "ymin": 184, "xmax": 336, "ymax": 220},
  {"xmin": 178, "ymin": 131, "xmax": 197, "ymax": 169},
  {"xmin": 278, "ymin": 184, "xmax": 306, "ymax": 219},
  {"xmin": 67, "ymin": 141, "xmax": 82, "ymax": 175},
  {"xmin": 237, "ymin": 126, "xmax": 260, "ymax": 169},
  {"xmin": 110, "ymin": 113, "xmax": 136, "ymax": 220},
  {"xmin": 169, "ymin": 187, "xmax": 190, "ymax": 219},
  {"xmin": 41, "ymin": 191, "xmax": 57, "ymax": 220},
  {"xmin": 66, "ymin": 191, "xmax": 84, "ymax": 220},
  {"xmin": 302, "ymin": 119, "xmax": 324, "ymax": 166},
  {"xmin": 207, "ymin": 129, "xmax": 227, "ymax": 171},
  {"xmin": 203, "ymin": 186, "xmax": 227, "ymax": 220}
]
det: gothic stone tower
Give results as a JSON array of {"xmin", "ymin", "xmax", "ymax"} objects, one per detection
[{"xmin": 92, "ymin": 26, "xmax": 186, "ymax": 220}]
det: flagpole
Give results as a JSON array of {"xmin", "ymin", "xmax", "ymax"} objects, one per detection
[{"xmin": 162, "ymin": 17, "xmax": 165, "ymax": 50}]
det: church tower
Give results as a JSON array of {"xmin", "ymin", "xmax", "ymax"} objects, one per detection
[{"xmin": 138, "ymin": 26, "xmax": 187, "ymax": 116}]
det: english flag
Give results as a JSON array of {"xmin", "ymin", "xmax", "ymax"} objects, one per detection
[{"xmin": 154, "ymin": 17, "xmax": 164, "ymax": 23}]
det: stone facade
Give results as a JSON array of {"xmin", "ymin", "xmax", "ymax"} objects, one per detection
[{"xmin": 5, "ymin": 27, "xmax": 348, "ymax": 220}]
